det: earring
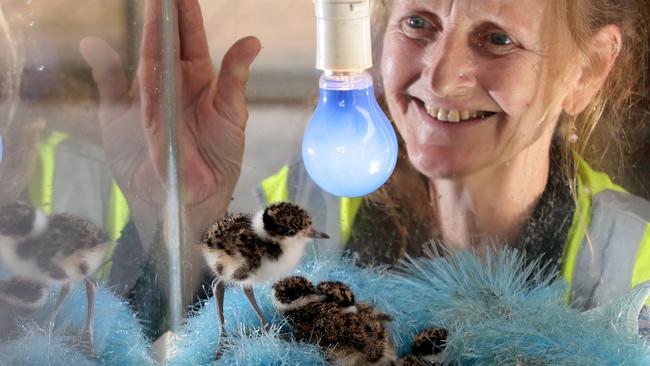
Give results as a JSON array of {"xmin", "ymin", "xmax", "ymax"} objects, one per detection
[{"xmin": 568, "ymin": 123, "xmax": 578, "ymax": 144}]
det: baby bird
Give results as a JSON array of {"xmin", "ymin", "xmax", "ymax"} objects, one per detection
[
  {"xmin": 0, "ymin": 201, "xmax": 111, "ymax": 355},
  {"xmin": 200, "ymin": 202, "xmax": 329, "ymax": 358},
  {"xmin": 272, "ymin": 276, "xmax": 396, "ymax": 366},
  {"xmin": 398, "ymin": 327, "xmax": 448, "ymax": 366},
  {"xmin": 317, "ymin": 280, "xmax": 356, "ymax": 307},
  {"xmin": 0, "ymin": 276, "xmax": 48, "ymax": 309}
]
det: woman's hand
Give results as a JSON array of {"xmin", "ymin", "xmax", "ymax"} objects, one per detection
[{"xmin": 80, "ymin": 0, "xmax": 261, "ymax": 225}]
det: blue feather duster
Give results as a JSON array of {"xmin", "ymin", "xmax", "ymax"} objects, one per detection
[{"xmin": 169, "ymin": 248, "xmax": 650, "ymax": 365}]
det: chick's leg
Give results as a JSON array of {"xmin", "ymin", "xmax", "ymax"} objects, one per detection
[
  {"xmin": 243, "ymin": 287, "xmax": 270, "ymax": 330},
  {"xmin": 43, "ymin": 282, "xmax": 71, "ymax": 328},
  {"xmin": 212, "ymin": 280, "xmax": 227, "ymax": 360},
  {"xmin": 83, "ymin": 277, "xmax": 98, "ymax": 357}
]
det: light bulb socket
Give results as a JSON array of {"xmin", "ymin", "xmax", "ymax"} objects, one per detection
[
  {"xmin": 314, "ymin": 0, "xmax": 372, "ymax": 72},
  {"xmin": 319, "ymin": 70, "xmax": 373, "ymax": 91}
]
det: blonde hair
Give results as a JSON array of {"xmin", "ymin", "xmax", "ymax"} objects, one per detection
[{"xmin": 557, "ymin": 0, "xmax": 649, "ymax": 194}]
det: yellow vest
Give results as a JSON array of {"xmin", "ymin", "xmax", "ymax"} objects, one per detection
[{"xmin": 260, "ymin": 158, "xmax": 650, "ymax": 307}]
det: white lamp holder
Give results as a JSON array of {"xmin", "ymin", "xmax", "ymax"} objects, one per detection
[{"xmin": 314, "ymin": 0, "xmax": 372, "ymax": 73}]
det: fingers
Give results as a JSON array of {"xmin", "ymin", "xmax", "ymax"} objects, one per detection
[
  {"xmin": 79, "ymin": 37, "xmax": 129, "ymax": 110},
  {"xmin": 178, "ymin": 0, "xmax": 210, "ymax": 60},
  {"xmin": 139, "ymin": 0, "xmax": 165, "ymax": 127},
  {"xmin": 140, "ymin": 0, "xmax": 163, "ymax": 64},
  {"xmin": 215, "ymin": 36, "xmax": 262, "ymax": 120}
]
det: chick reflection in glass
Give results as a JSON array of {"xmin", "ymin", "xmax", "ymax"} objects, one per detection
[
  {"xmin": 0, "ymin": 6, "xmax": 113, "ymax": 357},
  {"xmin": 0, "ymin": 202, "xmax": 110, "ymax": 356}
]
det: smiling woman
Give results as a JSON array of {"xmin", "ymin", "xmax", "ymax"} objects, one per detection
[
  {"xmin": 330, "ymin": 0, "xmax": 650, "ymax": 310},
  {"xmin": 382, "ymin": 1, "xmax": 578, "ymax": 180}
]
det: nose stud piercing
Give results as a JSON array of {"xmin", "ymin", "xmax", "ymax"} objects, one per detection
[{"xmin": 458, "ymin": 73, "xmax": 465, "ymax": 79}]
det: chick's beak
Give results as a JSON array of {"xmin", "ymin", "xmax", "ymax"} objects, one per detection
[{"xmin": 307, "ymin": 229, "xmax": 330, "ymax": 239}]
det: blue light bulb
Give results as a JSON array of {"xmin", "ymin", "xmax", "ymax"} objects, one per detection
[{"xmin": 302, "ymin": 71, "xmax": 398, "ymax": 197}]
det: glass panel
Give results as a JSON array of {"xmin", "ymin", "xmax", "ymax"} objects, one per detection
[
  {"xmin": 0, "ymin": 0, "xmax": 649, "ymax": 364},
  {"xmin": 0, "ymin": 0, "xmax": 161, "ymax": 363},
  {"xmin": 0, "ymin": 0, "xmax": 317, "ymax": 363}
]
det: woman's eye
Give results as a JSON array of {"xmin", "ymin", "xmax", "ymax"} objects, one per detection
[
  {"xmin": 406, "ymin": 15, "xmax": 428, "ymax": 29},
  {"xmin": 474, "ymin": 29, "xmax": 518, "ymax": 55},
  {"xmin": 489, "ymin": 32, "xmax": 513, "ymax": 46},
  {"xmin": 401, "ymin": 14, "xmax": 437, "ymax": 41}
]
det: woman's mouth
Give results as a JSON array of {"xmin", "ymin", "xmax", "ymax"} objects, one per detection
[{"xmin": 424, "ymin": 103, "xmax": 496, "ymax": 123}]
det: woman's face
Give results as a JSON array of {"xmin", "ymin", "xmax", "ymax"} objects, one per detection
[{"xmin": 381, "ymin": 0, "xmax": 581, "ymax": 178}]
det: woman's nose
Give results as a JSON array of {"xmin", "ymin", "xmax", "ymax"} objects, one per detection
[{"xmin": 424, "ymin": 32, "xmax": 476, "ymax": 97}]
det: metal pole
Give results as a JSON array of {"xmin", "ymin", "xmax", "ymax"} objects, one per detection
[{"xmin": 161, "ymin": 0, "xmax": 183, "ymax": 333}]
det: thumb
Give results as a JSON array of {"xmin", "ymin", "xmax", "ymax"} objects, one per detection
[{"xmin": 79, "ymin": 37, "xmax": 130, "ymax": 109}]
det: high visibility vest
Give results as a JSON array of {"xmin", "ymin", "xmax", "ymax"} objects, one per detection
[
  {"xmin": 28, "ymin": 131, "xmax": 130, "ymax": 280},
  {"xmin": 562, "ymin": 157, "xmax": 650, "ymax": 309},
  {"xmin": 258, "ymin": 156, "xmax": 650, "ymax": 308}
]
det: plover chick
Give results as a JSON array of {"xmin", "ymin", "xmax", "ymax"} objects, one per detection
[
  {"xmin": 200, "ymin": 202, "xmax": 329, "ymax": 358},
  {"xmin": 0, "ymin": 277, "xmax": 49, "ymax": 342},
  {"xmin": 272, "ymin": 276, "xmax": 396, "ymax": 366},
  {"xmin": 398, "ymin": 327, "xmax": 448, "ymax": 366},
  {"xmin": 316, "ymin": 280, "xmax": 356, "ymax": 307},
  {"xmin": 0, "ymin": 276, "xmax": 48, "ymax": 309},
  {"xmin": 0, "ymin": 201, "xmax": 111, "ymax": 355}
]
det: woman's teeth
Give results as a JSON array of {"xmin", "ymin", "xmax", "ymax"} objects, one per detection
[{"xmin": 425, "ymin": 105, "xmax": 490, "ymax": 123}]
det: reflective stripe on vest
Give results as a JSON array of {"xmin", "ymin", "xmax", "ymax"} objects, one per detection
[
  {"xmin": 340, "ymin": 197, "xmax": 363, "ymax": 244},
  {"xmin": 563, "ymin": 156, "xmax": 650, "ymax": 309},
  {"xmin": 96, "ymin": 181, "xmax": 130, "ymax": 280},
  {"xmin": 260, "ymin": 165, "xmax": 289, "ymax": 203},
  {"xmin": 560, "ymin": 156, "xmax": 650, "ymax": 308},
  {"xmin": 632, "ymin": 227, "xmax": 650, "ymax": 298},
  {"xmin": 562, "ymin": 156, "xmax": 625, "ymax": 304},
  {"xmin": 29, "ymin": 132, "xmax": 130, "ymax": 280},
  {"xmin": 28, "ymin": 131, "xmax": 67, "ymax": 214},
  {"xmin": 568, "ymin": 189, "xmax": 650, "ymax": 309}
]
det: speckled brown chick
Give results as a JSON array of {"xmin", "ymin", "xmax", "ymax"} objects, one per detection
[
  {"xmin": 397, "ymin": 327, "xmax": 448, "ymax": 366},
  {"xmin": 273, "ymin": 276, "xmax": 396, "ymax": 366},
  {"xmin": 0, "ymin": 201, "xmax": 111, "ymax": 356},
  {"xmin": 317, "ymin": 281, "xmax": 356, "ymax": 307},
  {"xmin": 200, "ymin": 202, "xmax": 328, "ymax": 359}
]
